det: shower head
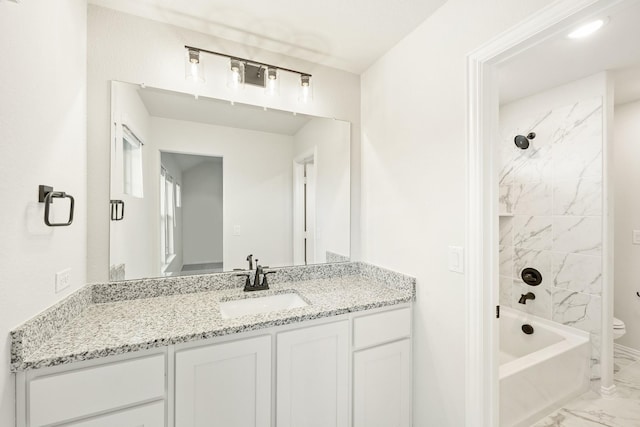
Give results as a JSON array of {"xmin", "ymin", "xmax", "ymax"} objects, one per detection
[{"xmin": 514, "ymin": 132, "xmax": 536, "ymax": 150}]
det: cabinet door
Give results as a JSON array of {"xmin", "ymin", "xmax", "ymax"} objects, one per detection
[
  {"xmin": 175, "ymin": 335, "xmax": 271, "ymax": 427},
  {"xmin": 276, "ymin": 321, "xmax": 349, "ymax": 427},
  {"xmin": 59, "ymin": 401, "xmax": 165, "ymax": 427},
  {"xmin": 353, "ymin": 339, "xmax": 411, "ymax": 427}
]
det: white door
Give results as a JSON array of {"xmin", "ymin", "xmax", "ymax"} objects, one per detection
[
  {"xmin": 353, "ymin": 339, "xmax": 411, "ymax": 427},
  {"xmin": 276, "ymin": 321, "xmax": 349, "ymax": 427},
  {"xmin": 60, "ymin": 401, "xmax": 165, "ymax": 427},
  {"xmin": 175, "ymin": 335, "xmax": 271, "ymax": 427}
]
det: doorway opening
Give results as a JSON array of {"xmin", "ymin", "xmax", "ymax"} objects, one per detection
[
  {"xmin": 293, "ymin": 149, "xmax": 317, "ymax": 265},
  {"xmin": 465, "ymin": 0, "xmax": 638, "ymax": 425}
]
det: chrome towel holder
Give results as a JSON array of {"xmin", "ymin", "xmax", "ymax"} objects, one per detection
[{"xmin": 38, "ymin": 185, "xmax": 74, "ymax": 227}]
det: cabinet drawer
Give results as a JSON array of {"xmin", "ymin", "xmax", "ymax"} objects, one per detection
[
  {"xmin": 353, "ymin": 307, "xmax": 411, "ymax": 349},
  {"xmin": 29, "ymin": 354, "xmax": 165, "ymax": 427},
  {"xmin": 59, "ymin": 401, "xmax": 165, "ymax": 427}
]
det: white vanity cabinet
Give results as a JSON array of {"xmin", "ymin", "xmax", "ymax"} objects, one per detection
[
  {"xmin": 16, "ymin": 304, "xmax": 412, "ymax": 427},
  {"xmin": 276, "ymin": 321, "xmax": 349, "ymax": 427},
  {"xmin": 174, "ymin": 335, "xmax": 272, "ymax": 427},
  {"xmin": 352, "ymin": 308, "xmax": 412, "ymax": 427}
]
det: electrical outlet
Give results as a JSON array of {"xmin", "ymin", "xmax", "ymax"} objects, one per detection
[{"xmin": 55, "ymin": 269, "xmax": 71, "ymax": 293}]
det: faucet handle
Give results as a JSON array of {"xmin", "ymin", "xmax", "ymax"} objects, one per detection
[
  {"xmin": 235, "ymin": 273, "xmax": 252, "ymax": 289},
  {"xmin": 262, "ymin": 271, "xmax": 276, "ymax": 288}
]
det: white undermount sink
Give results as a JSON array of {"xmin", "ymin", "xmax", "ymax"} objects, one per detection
[{"xmin": 219, "ymin": 293, "xmax": 309, "ymax": 319}]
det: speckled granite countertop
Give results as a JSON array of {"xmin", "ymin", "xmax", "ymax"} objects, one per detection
[{"xmin": 11, "ymin": 262, "xmax": 415, "ymax": 372}]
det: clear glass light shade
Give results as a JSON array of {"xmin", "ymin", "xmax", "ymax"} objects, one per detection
[
  {"xmin": 185, "ymin": 49, "xmax": 204, "ymax": 83},
  {"xmin": 264, "ymin": 67, "xmax": 280, "ymax": 96},
  {"xmin": 298, "ymin": 75, "xmax": 313, "ymax": 103},
  {"xmin": 227, "ymin": 59, "xmax": 245, "ymax": 90}
]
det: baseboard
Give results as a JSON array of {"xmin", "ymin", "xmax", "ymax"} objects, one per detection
[
  {"xmin": 615, "ymin": 343, "xmax": 640, "ymax": 359},
  {"xmin": 600, "ymin": 383, "xmax": 617, "ymax": 398}
]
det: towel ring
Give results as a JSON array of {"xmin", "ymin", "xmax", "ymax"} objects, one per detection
[
  {"xmin": 38, "ymin": 185, "xmax": 75, "ymax": 227},
  {"xmin": 110, "ymin": 200, "xmax": 125, "ymax": 221}
]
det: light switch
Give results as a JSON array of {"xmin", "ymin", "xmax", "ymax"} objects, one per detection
[
  {"xmin": 633, "ymin": 230, "xmax": 640, "ymax": 245},
  {"xmin": 233, "ymin": 225, "xmax": 241, "ymax": 236},
  {"xmin": 448, "ymin": 246, "xmax": 464, "ymax": 274}
]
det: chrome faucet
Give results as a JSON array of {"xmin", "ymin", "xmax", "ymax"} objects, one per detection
[
  {"xmin": 246, "ymin": 254, "xmax": 254, "ymax": 270},
  {"xmin": 518, "ymin": 292, "xmax": 536, "ymax": 304}
]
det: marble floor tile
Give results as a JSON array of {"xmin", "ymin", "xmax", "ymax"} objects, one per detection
[
  {"xmin": 530, "ymin": 360, "xmax": 640, "ymax": 427},
  {"xmin": 614, "ymin": 348, "xmax": 639, "ymax": 373}
]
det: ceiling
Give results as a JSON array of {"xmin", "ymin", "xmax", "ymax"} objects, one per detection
[
  {"xmin": 137, "ymin": 85, "xmax": 313, "ymax": 135},
  {"xmin": 499, "ymin": 1, "xmax": 640, "ymax": 105},
  {"xmin": 162, "ymin": 152, "xmax": 221, "ymax": 174},
  {"xmin": 89, "ymin": 0, "xmax": 447, "ymax": 74}
]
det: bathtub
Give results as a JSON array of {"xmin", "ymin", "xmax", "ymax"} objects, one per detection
[{"xmin": 499, "ymin": 307, "xmax": 590, "ymax": 427}]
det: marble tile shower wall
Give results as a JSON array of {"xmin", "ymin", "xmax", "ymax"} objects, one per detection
[{"xmin": 499, "ymin": 96, "xmax": 603, "ymax": 380}]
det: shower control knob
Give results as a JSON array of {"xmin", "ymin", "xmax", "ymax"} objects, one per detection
[{"xmin": 521, "ymin": 268, "xmax": 542, "ymax": 286}]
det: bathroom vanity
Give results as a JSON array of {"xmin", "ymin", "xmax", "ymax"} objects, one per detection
[{"xmin": 11, "ymin": 262, "xmax": 414, "ymax": 427}]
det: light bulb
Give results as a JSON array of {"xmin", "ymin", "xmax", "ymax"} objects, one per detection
[
  {"xmin": 227, "ymin": 59, "xmax": 245, "ymax": 90},
  {"xmin": 299, "ymin": 75, "xmax": 313, "ymax": 103},
  {"xmin": 185, "ymin": 49, "xmax": 204, "ymax": 83},
  {"xmin": 265, "ymin": 67, "xmax": 280, "ymax": 96}
]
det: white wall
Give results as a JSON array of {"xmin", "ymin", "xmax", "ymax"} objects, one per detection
[
  {"xmin": 359, "ymin": 0, "xmax": 554, "ymax": 425},
  {"xmin": 110, "ymin": 81, "xmax": 156, "ymax": 279},
  {"xmin": 294, "ymin": 119, "xmax": 350, "ymax": 262},
  {"xmin": 151, "ymin": 118, "xmax": 294, "ymax": 270},
  {"xmin": 87, "ymin": 5, "xmax": 361, "ymax": 281},
  {"xmin": 0, "ymin": 1, "xmax": 87, "ymax": 425},
  {"xmin": 182, "ymin": 159, "xmax": 224, "ymax": 265},
  {"xmin": 614, "ymin": 99, "xmax": 640, "ymax": 351}
]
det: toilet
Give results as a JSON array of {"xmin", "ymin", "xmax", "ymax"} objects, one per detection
[{"xmin": 613, "ymin": 317, "xmax": 626, "ymax": 340}]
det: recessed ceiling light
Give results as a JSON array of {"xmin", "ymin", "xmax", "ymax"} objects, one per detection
[{"xmin": 567, "ymin": 18, "xmax": 607, "ymax": 39}]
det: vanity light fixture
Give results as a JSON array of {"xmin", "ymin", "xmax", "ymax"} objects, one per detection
[
  {"xmin": 184, "ymin": 45, "xmax": 312, "ymax": 102},
  {"xmin": 567, "ymin": 18, "xmax": 607, "ymax": 39}
]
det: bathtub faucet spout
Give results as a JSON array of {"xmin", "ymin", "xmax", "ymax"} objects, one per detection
[{"xmin": 518, "ymin": 292, "xmax": 536, "ymax": 304}]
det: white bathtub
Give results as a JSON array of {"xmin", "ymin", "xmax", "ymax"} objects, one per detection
[{"xmin": 499, "ymin": 307, "xmax": 590, "ymax": 427}]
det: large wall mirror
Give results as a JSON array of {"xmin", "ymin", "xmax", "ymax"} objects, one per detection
[{"xmin": 109, "ymin": 81, "xmax": 350, "ymax": 281}]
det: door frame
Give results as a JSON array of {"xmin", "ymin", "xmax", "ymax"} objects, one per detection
[
  {"xmin": 464, "ymin": 0, "xmax": 630, "ymax": 424},
  {"xmin": 293, "ymin": 147, "xmax": 318, "ymax": 265}
]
